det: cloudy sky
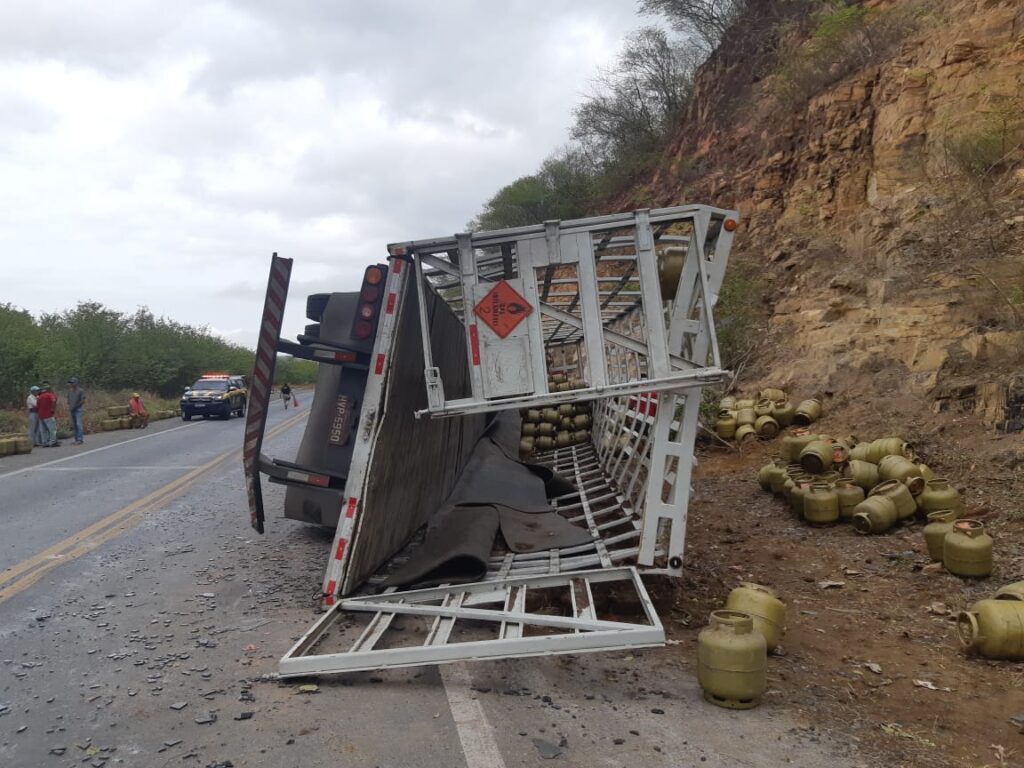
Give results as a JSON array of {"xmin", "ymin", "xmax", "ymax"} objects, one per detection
[{"xmin": 0, "ymin": 1, "xmax": 647, "ymax": 347}]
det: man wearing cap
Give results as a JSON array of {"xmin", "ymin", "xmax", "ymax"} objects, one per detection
[
  {"xmin": 67, "ymin": 377, "xmax": 86, "ymax": 444},
  {"xmin": 26, "ymin": 386, "xmax": 42, "ymax": 445},
  {"xmin": 128, "ymin": 393, "xmax": 149, "ymax": 428},
  {"xmin": 36, "ymin": 382, "xmax": 59, "ymax": 447}
]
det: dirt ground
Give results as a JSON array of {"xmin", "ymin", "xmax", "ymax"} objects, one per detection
[{"xmin": 670, "ymin": 396, "xmax": 1024, "ymax": 768}]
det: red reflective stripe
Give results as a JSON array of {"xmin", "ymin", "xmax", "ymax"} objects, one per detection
[
  {"xmin": 309, "ymin": 474, "xmax": 329, "ymax": 487},
  {"xmin": 385, "ymin": 293, "xmax": 396, "ymax": 314},
  {"xmin": 469, "ymin": 324, "xmax": 481, "ymax": 366},
  {"xmin": 375, "ymin": 354, "xmax": 385, "ymax": 375},
  {"xmin": 323, "ymin": 594, "xmax": 335, "ymax": 606},
  {"xmin": 334, "ymin": 539, "xmax": 347, "ymax": 560},
  {"xmin": 325, "ymin": 579, "xmax": 337, "ymax": 595},
  {"xmin": 346, "ymin": 497, "xmax": 357, "ymax": 518},
  {"xmin": 392, "ymin": 257, "xmax": 403, "ymax": 272}
]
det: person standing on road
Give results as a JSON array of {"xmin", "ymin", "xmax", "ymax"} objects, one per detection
[
  {"xmin": 67, "ymin": 377, "xmax": 86, "ymax": 445},
  {"xmin": 26, "ymin": 385, "xmax": 42, "ymax": 445},
  {"xmin": 280, "ymin": 382, "xmax": 291, "ymax": 410},
  {"xmin": 36, "ymin": 382, "xmax": 59, "ymax": 447},
  {"xmin": 128, "ymin": 393, "xmax": 149, "ymax": 428}
]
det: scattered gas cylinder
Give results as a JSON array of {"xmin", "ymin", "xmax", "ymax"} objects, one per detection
[
  {"xmin": 917, "ymin": 478, "xmax": 963, "ymax": 517},
  {"xmin": 923, "ymin": 510, "xmax": 958, "ymax": 562},
  {"xmin": 697, "ymin": 610, "xmax": 767, "ymax": 710},
  {"xmin": 943, "ymin": 520, "xmax": 992, "ymax": 578},
  {"xmin": 793, "ymin": 398, "xmax": 822, "ymax": 426},
  {"xmin": 845, "ymin": 459, "xmax": 879, "ymax": 491},
  {"xmin": 772, "ymin": 401, "xmax": 796, "ymax": 427},
  {"xmin": 716, "ymin": 410, "xmax": 737, "ymax": 439},
  {"xmin": 788, "ymin": 476, "xmax": 813, "ymax": 516},
  {"xmin": 720, "ymin": 396, "xmax": 737, "ymax": 411},
  {"xmin": 852, "ymin": 495, "xmax": 899, "ymax": 535},
  {"xmin": 995, "ymin": 582, "xmax": 1024, "ymax": 601},
  {"xmin": 834, "ymin": 479, "xmax": 865, "ymax": 520},
  {"xmin": 759, "ymin": 388, "xmax": 786, "ymax": 403},
  {"xmin": 878, "ymin": 455, "xmax": 925, "ymax": 495},
  {"xmin": 658, "ymin": 246, "xmax": 686, "ymax": 300},
  {"xmin": 781, "ymin": 430, "xmax": 815, "ymax": 462},
  {"xmin": 757, "ymin": 463, "xmax": 774, "ymax": 492},
  {"xmin": 918, "ymin": 463, "xmax": 936, "ymax": 481},
  {"xmin": 736, "ymin": 408, "xmax": 757, "ymax": 427},
  {"xmin": 848, "ymin": 443, "xmax": 872, "ymax": 462},
  {"xmin": 725, "ymin": 583, "xmax": 786, "ymax": 652},
  {"xmin": 735, "ymin": 424, "xmax": 757, "ymax": 444},
  {"xmin": 957, "ymin": 599, "xmax": 1024, "ymax": 660},
  {"xmin": 799, "ymin": 440, "xmax": 833, "ymax": 474},
  {"xmin": 870, "ymin": 479, "xmax": 916, "ymax": 521},
  {"xmin": 735, "ymin": 398, "xmax": 756, "ymax": 410},
  {"xmin": 803, "ymin": 484, "xmax": 839, "ymax": 525},
  {"xmin": 755, "ymin": 415, "xmax": 780, "ymax": 439},
  {"xmin": 768, "ymin": 462, "xmax": 790, "ymax": 495},
  {"xmin": 754, "ymin": 399, "xmax": 774, "ymax": 418},
  {"xmin": 534, "ymin": 436, "xmax": 555, "ymax": 451},
  {"xmin": 870, "ymin": 437, "xmax": 914, "ymax": 462},
  {"xmin": 830, "ymin": 442, "xmax": 850, "ymax": 465}
]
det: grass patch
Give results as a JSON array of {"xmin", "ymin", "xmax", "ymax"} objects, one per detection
[{"xmin": 0, "ymin": 389, "xmax": 183, "ymax": 438}]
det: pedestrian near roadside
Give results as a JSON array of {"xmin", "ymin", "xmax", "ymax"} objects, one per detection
[
  {"xmin": 26, "ymin": 385, "xmax": 42, "ymax": 445},
  {"xmin": 36, "ymin": 382, "xmax": 60, "ymax": 447},
  {"xmin": 128, "ymin": 393, "xmax": 149, "ymax": 428},
  {"xmin": 280, "ymin": 382, "xmax": 291, "ymax": 410},
  {"xmin": 67, "ymin": 377, "xmax": 86, "ymax": 444}
]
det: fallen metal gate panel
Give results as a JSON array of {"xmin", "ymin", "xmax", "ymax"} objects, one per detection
[{"xmin": 278, "ymin": 567, "xmax": 662, "ymax": 676}]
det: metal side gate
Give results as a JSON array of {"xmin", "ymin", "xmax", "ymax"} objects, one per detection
[{"xmin": 274, "ymin": 204, "xmax": 737, "ymax": 676}]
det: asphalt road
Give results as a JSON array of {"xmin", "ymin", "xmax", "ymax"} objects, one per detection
[{"xmin": 0, "ymin": 397, "xmax": 867, "ymax": 768}]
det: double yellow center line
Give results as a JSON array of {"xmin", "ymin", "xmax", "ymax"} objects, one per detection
[{"xmin": 0, "ymin": 409, "xmax": 308, "ymax": 604}]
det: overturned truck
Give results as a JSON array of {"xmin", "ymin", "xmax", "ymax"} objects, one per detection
[{"xmin": 243, "ymin": 205, "xmax": 738, "ymax": 676}]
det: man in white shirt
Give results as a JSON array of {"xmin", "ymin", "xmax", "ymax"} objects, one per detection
[{"xmin": 26, "ymin": 385, "xmax": 41, "ymax": 445}]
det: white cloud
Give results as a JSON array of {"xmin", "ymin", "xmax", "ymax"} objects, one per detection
[{"xmin": 0, "ymin": 1, "xmax": 643, "ymax": 347}]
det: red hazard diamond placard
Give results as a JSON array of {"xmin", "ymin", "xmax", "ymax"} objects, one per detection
[{"xmin": 473, "ymin": 280, "xmax": 533, "ymax": 339}]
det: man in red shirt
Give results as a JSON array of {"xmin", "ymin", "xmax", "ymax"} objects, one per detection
[
  {"xmin": 128, "ymin": 393, "xmax": 149, "ymax": 428},
  {"xmin": 36, "ymin": 382, "xmax": 59, "ymax": 447}
]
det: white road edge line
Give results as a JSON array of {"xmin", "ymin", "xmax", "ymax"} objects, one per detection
[
  {"xmin": 0, "ymin": 422, "xmax": 201, "ymax": 480},
  {"xmin": 32, "ymin": 465, "xmax": 203, "ymax": 471},
  {"xmin": 441, "ymin": 664, "xmax": 508, "ymax": 768}
]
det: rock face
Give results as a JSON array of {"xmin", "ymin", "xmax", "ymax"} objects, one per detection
[{"xmin": 624, "ymin": 0, "xmax": 1024, "ymax": 425}]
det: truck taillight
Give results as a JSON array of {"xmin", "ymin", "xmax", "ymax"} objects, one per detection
[{"xmin": 350, "ymin": 263, "xmax": 388, "ymax": 343}]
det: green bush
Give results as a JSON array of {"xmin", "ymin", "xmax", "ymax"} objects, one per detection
[
  {"xmin": 713, "ymin": 264, "xmax": 767, "ymax": 370},
  {"xmin": 943, "ymin": 105, "xmax": 1024, "ymax": 182}
]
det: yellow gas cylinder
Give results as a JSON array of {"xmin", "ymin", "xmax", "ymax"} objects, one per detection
[
  {"xmin": 922, "ymin": 510, "xmax": 958, "ymax": 562},
  {"xmin": 572, "ymin": 430, "xmax": 590, "ymax": 445},
  {"xmin": 716, "ymin": 410, "xmax": 738, "ymax": 440},
  {"xmin": 519, "ymin": 438, "xmax": 535, "ymax": 457},
  {"xmin": 541, "ymin": 408, "xmax": 561, "ymax": 425},
  {"xmin": 736, "ymin": 408, "xmax": 756, "ymax": 427},
  {"xmin": 754, "ymin": 415, "xmax": 780, "ymax": 439},
  {"xmin": 697, "ymin": 610, "xmax": 767, "ymax": 709},
  {"xmin": 735, "ymin": 398, "xmax": 756, "ymax": 410},
  {"xmin": 735, "ymin": 424, "xmax": 757, "ymax": 444},
  {"xmin": 780, "ymin": 429, "xmax": 815, "ymax": 462},
  {"xmin": 572, "ymin": 414, "xmax": 592, "ymax": 430},
  {"xmin": 658, "ymin": 245, "xmax": 685, "ymax": 299},
  {"xmin": 799, "ymin": 440, "xmax": 833, "ymax": 474},
  {"xmin": 943, "ymin": 520, "xmax": 993, "ymax": 578},
  {"xmin": 793, "ymin": 398, "xmax": 822, "ymax": 426},
  {"xmin": 521, "ymin": 423, "xmax": 538, "ymax": 438},
  {"xmin": 870, "ymin": 479, "xmax": 916, "ymax": 521},
  {"xmin": 845, "ymin": 459, "xmax": 879, "ymax": 491},
  {"xmin": 878, "ymin": 455, "xmax": 925, "ymax": 495},
  {"xmin": 534, "ymin": 436, "xmax": 555, "ymax": 452},
  {"xmin": 555, "ymin": 431, "xmax": 574, "ymax": 449},
  {"xmin": 772, "ymin": 401, "xmax": 796, "ymax": 427},
  {"xmin": 995, "ymin": 582, "xmax": 1024, "ymax": 601},
  {"xmin": 768, "ymin": 462, "xmax": 790, "ymax": 495},
  {"xmin": 536, "ymin": 422, "xmax": 555, "ymax": 437},
  {"xmin": 803, "ymin": 484, "xmax": 839, "ymax": 525},
  {"xmin": 834, "ymin": 479, "xmax": 865, "ymax": 520},
  {"xmin": 851, "ymin": 495, "xmax": 898, "ymax": 535},
  {"xmin": 917, "ymin": 478, "xmax": 963, "ymax": 517},
  {"xmin": 757, "ymin": 463, "xmax": 774, "ymax": 492},
  {"xmin": 957, "ymin": 599, "xmax": 1024, "ymax": 660},
  {"xmin": 725, "ymin": 584, "xmax": 786, "ymax": 652},
  {"xmin": 525, "ymin": 409, "xmax": 542, "ymax": 424},
  {"xmin": 557, "ymin": 404, "xmax": 575, "ymax": 418},
  {"xmin": 720, "ymin": 396, "xmax": 737, "ymax": 411},
  {"xmin": 754, "ymin": 399, "xmax": 774, "ymax": 418},
  {"xmin": 759, "ymin": 388, "xmax": 786, "ymax": 404}
]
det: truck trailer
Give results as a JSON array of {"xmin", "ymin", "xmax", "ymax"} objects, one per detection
[{"xmin": 242, "ymin": 204, "xmax": 738, "ymax": 675}]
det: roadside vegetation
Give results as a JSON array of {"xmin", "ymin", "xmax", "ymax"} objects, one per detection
[{"xmin": 0, "ymin": 301, "xmax": 317, "ymax": 434}]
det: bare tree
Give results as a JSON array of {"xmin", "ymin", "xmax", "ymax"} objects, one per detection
[{"xmin": 638, "ymin": 0, "xmax": 748, "ymax": 48}]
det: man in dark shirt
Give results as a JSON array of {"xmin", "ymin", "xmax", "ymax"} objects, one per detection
[
  {"xmin": 36, "ymin": 382, "xmax": 59, "ymax": 447},
  {"xmin": 68, "ymin": 377, "xmax": 86, "ymax": 444}
]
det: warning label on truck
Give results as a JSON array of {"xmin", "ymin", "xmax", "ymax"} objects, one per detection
[{"xmin": 473, "ymin": 280, "xmax": 533, "ymax": 339}]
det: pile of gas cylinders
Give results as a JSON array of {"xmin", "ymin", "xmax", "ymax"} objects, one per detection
[
  {"xmin": 757, "ymin": 432, "xmax": 996, "ymax": 578},
  {"xmin": 697, "ymin": 583, "xmax": 786, "ymax": 709},
  {"xmin": 715, "ymin": 389, "xmax": 822, "ymax": 444},
  {"xmin": 519, "ymin": 373, "xmax": 592, "ymax": 458}
]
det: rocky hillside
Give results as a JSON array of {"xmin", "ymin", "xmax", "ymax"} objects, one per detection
[{"xmin": 623, "ymin": 0, "xmax": 1024, "ymax": 430}]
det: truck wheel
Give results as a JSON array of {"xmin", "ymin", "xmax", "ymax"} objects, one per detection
[
  {"xmin": 222, "ymin": 407, "xmax": 232, "ymax": 420},
  {"xmin": 182, "ymin": 413, "xmax": 192, "ymax": 422},
  {"xmin": 306, "ymin": 294, "xmax": 331, "ymax": 322}
]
